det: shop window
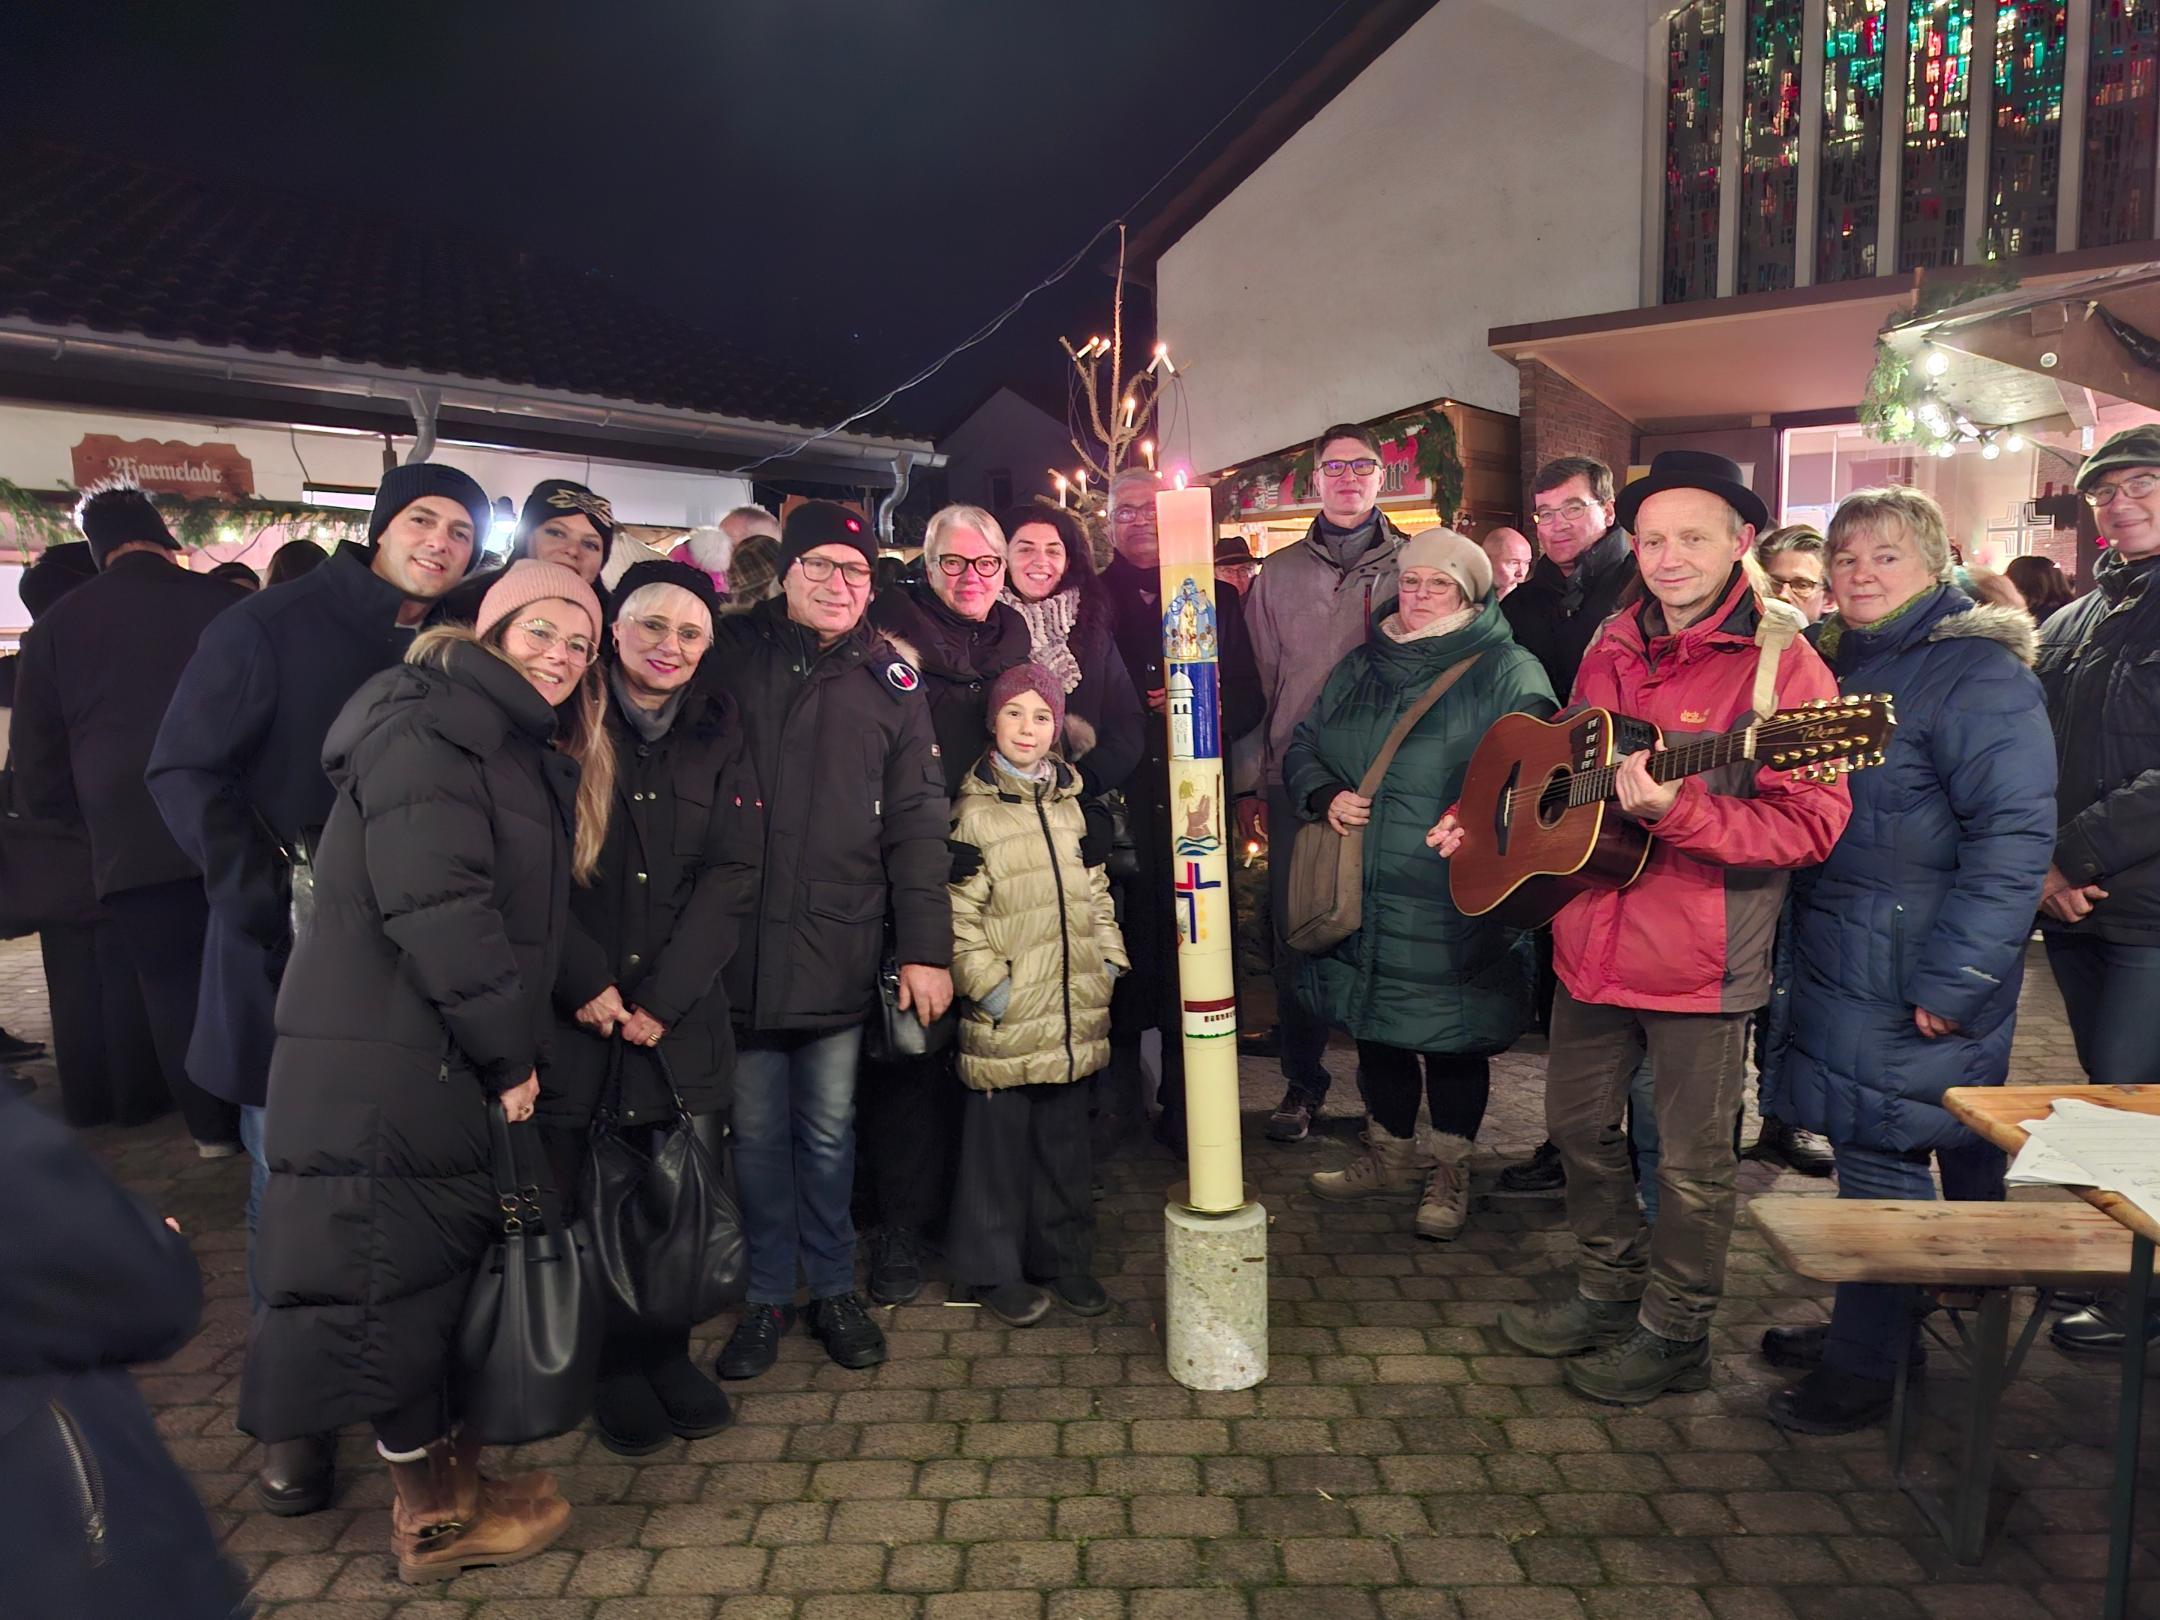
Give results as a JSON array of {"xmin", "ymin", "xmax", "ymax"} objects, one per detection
[
  {"xmin": 1740, "ymin": 0, "xmax": 1805, "ymax": 291},
  {"xmin": 1899, "ymin": 1, "xmax": 1977, "ymax": 271},
  {"xmin": 1663, "ymin": 0, "xmax": 1726, "ymax": 304},
  {"xmin": 983, "ymin": 468, "xmax": 1012, "ymax": 511},
  {"xmin": 1820, "ymin": 0, "xmax": 1890, "ymax": 281},
  {"xmin": 2081, "ymin": 0, "xmax": 2160, "ymax": 247}
]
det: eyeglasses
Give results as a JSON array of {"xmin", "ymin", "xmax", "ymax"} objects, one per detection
[
  {"xmin": 1532, "ymin": 498, "xmax": 1600, "ymax": 527},
  {"xmin": 511, "ymin": 618, "xmax": 596, "ymax": 663},
  {"xmin": 626, "ymin": 614, "xmax": 708, "ymax": 649},
  {"xmin": 1318, "ymin": 458, "xmax": 1381, "ymax": 478},
  {"xmin": 1767, "ymin": 576, "xmax": 1825, "ymax": 599},
  {"xmin": 2083, "ymin": 472, "xmax": 2160, "ymax": 508},
  {"xmin": 795, "ymin": 555, "xmax": 873, "ymax": 586},
  {"xmin": 1112, "ymin": 505, "xmax": 1158, "ymax": 524},
  {"xmin": 1398, "ymin": 572, "xmax": 1460, "ymax": 596},
  {"xmin": 934, "ymin": 554, "xmax": 1006, "ymax": 579}
]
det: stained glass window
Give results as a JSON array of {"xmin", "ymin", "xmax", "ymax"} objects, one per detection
[
  {"xmin": 1899, "ymin": 2, "xmax": 1976, "ymax": 270},
  {"xmin": 1984, "ymin": 3, "xmax": 2067, "ymax": 259},
  {"xmin": 1820, "ymin": 0, "xmax": 1889, "ymax": 281},
  {"xmin": 1663, "ymin": 0, "xmax": 1726, "ymax": 303},
  {"xmin": 2081, "ymin": 0, "xmax": 2160, "ymax": 247},
  {"xmin": 1740, "ymin": 0, "xmax": 1806, "ymax": 290}
]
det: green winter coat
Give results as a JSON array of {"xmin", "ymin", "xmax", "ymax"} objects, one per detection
[
  {"xmin": 1283, "ymin": 596, "xmax": 1557, "ymax": 1055},
  {"xmin": 949, "ymin": 753, "xmax": 1128, "ymax": 1090}
]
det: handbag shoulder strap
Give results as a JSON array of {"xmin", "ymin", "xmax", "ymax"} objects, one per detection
[{"xmin": 1354, "ymin": 655, "xmax": 1481, "ymax": 797}]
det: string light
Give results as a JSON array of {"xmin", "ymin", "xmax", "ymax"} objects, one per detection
[{"xmin": 1925, "ymin": 348, "xmax": 1950, "ymax": 377}]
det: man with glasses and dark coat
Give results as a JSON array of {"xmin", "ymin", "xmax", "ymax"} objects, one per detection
[
  {"xmin": 699, "ymin": 501, "xmax": 952, "ymax": 1379},
  {"xmin": 1497, "ymin": 456, "xmax": 1639, "ymax": 1193},
  {"xmin": 1236, "ymin": 425, "xmax": 1405, "ymax": 1143},
  {"xmin": 2033, "ymin": 424, "xmax": 2160, "ymax": 1356}
]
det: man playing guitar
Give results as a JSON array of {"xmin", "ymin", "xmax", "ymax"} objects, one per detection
[{"xmin": 1432, "ymin": 450, "xmax": 1850, "ymax": 1404}]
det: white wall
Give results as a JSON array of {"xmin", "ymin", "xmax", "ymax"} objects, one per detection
[
  {"xmin": 1158, "ymin": 0, "xmax": 1660, "ymax": 474},
  {"xmin": 939, "ymin": 388, "xmax": 1074, "ymax": 514}
]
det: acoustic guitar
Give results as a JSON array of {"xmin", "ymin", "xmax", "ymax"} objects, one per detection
[{"xmin": 1448, "ymin": 697, "xmax": 1897, "ymax": 929}]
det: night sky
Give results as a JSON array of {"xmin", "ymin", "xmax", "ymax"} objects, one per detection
[{"xmin": 10, "ymin": 0, "xmax": 1340, "ymax": 435}]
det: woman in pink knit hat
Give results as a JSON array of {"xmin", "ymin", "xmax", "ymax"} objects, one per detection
[{"xmin": 241, "ymin": 557, "xmax": 612, "ymax": 1583}]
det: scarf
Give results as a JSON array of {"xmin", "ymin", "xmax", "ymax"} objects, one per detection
[
  {"xmin": 1315, "ymin": 511, "xmax": 1385, "ymax": 574},
  {"xmin": 1816, "ymin": 584, "xmax": 1933, "ymax": 663},
  {"xmin": 1001, "ymin": 584, "xmax": 1086, "ymax": 694},
  {"xmin": 1380, "ymin": 603, "xmax": 1478, "ymax": 644},
  {"xmin": 609, "ymin": 663, "xmax": 688, "ymax": 743},
  {"xmin": 992, "ymin": 748, "xmax": 1053, "ymax": 783}
]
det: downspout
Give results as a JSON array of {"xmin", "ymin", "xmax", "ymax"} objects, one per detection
[
  {"xmin": 403, "ymin": 387, "xmax": 442, "ymax": 464},
  {"xmin": 876, "ymin": 452, "xmax": 916, "ymax": 547}
]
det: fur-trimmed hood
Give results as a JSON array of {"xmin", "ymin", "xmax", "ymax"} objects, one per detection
[{"xmin": 1926, "ymin": 601, "xmax": 2038, "ymax": 666}]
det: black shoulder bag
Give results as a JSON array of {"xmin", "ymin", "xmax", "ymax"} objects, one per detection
[
  {"xmin": 581, "ymin": 1045, "xmax": 747, "ymax": 1329},
  {"xmin": 456, "ymin": 1099, "xmax": 604, "ymax": 1444}
]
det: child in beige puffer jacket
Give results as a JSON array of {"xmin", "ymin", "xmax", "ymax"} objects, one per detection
[{"xmin": 945, "ymin": 663, "xmax": 1127, "ymax": 1328}]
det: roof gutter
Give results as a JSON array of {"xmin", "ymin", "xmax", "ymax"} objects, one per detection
[{"xmin": 0, "ymin": 320, "xmax": 942, "ymax": 476}]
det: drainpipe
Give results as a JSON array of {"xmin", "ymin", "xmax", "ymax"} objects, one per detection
[
  {"xmin": 403, "ymin": 387, "xmax": 442, "ymax": 464},
  {"xmin": 876, "ymin": 452, "xmax": 916, "ymax": 547}
]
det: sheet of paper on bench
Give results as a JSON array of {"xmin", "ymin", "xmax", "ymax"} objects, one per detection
[{"xmin": 2004, "ymin": 1099, "xmax": 2160, "ymax": 1229}]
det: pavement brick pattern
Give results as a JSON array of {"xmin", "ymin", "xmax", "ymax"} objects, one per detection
[{"xmin": 3, "ymin": 935, "xmax": 2154, "ymax": 1619}]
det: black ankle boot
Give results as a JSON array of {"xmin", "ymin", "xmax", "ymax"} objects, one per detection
[
  {"xmin": 1767, "ymin": 1366, "xmax": 1895, "ymax": 1435},
  {"xmin": 592, "ymin": 1369, "xmax": 671, "ymax": 1456}
]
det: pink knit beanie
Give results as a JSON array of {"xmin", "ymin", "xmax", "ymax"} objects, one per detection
[
  {"xmin": 986, "ymin": 661, "xmax": 1068, "ymax": 738},
  {"xmin": 475, "ymin": 558, "xmax": 605, "ymax": 644}
]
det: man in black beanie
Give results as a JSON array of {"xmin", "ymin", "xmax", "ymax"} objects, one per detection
[
  {"xmin": 432, "ymin": 475, "xmax": 613, "ymax": 625},
  {"xmin": 12, "ymin": 486, "xmax": 251, "ymax": 1153},
  {"xmin": 145, "ymin": 460, "xmax": 484, "ymax": 1519}
]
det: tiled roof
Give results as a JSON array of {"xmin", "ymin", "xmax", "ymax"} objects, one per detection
[{"xmin": 0, "ymin": 143, "xmax": 897, "ymax": 436}]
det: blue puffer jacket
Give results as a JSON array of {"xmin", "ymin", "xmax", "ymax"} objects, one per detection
[{"xmin": 1764, "ymin": 587, "xmax": 2056, "ymax": 1153}]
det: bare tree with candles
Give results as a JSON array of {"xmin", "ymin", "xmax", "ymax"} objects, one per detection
[{"xmin": 1047, "ymin": 224, "xmax": 1174, "ymax": 524}]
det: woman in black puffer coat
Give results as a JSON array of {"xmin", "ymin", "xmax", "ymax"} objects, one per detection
[
  {"xmin": 240, "ymin": 560, "xmax": 610, "ymax": 1586},
  {"xmin": 998, "ymin": 505, "xmax": 1145, "ymax": 797},
  {"xmin": 536, "ymin": 561, "xmax": 761, "ymax": 1456}
]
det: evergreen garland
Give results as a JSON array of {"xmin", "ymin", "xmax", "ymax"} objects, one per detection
[
  {"xmin": 1222, "ymin": 403, "xmax": 1465, "ymax": 523},
  {"xmin": 1858, "ymin": 268, "xmax": 2023, "ymax": 446}
]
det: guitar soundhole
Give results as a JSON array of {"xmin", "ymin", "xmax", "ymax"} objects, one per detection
[{"xmin": 1536, "ymin": 769, "xmax": 1571, "ymax": 828}]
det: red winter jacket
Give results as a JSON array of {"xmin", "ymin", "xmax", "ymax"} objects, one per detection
[{"xmin": 1553, "ymin": 570, "xmax": 1849, "ymax": 1014}]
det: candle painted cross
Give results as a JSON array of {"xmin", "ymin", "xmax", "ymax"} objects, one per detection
[{"xmin": 1174, "ymin": 860, "xmax": 1221, "ymax": 944}]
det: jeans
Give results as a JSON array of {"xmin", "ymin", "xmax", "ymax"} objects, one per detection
[
  {"xmin": 733, "ymin": 1026, "xmax": 863, "ymax": 1304},
  {"xmin": 1545, "ymin": 988, "xmax": 1751, "ymax": 1343},
  {"xmin": 1627, "ymin": 1059, "xmax": 1659, "ymax": 1226},
  {"xmin": 239, "ymin": 1104, "xmax": 269, "ymax": 1315},
  {"xmin": 1824, "ymin": 1138, "xmax": 2006, "ymax": 1380},
  {"xmin": 2044, "ymin": 934, "xmax": 2160, "ymax": 1084},
  {"xmin": 1267, "ymin": 784, "xmax": 1334, "ymax": 1102}
]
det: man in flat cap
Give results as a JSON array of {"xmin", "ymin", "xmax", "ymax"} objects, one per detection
[
  {"xmin": 2033, "ymin": 424, "xmax": 2160, "ymax": 1356},
  {"xmin": 1434, "ymin": 450, "xmax": 1849, "ymax": 1404}
]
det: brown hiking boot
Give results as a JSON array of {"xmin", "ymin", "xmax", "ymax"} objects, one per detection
[
  {"xmin": 1308, "ymin": 1121, "xmax": 1422, "ymax": 1201},
  {"xmin": 451, "ymin": 1425, "xmax": 559, "ymax": 1514},
  {"xmin": 1415, "ymin": 1131, "xmax": 1474, "ymax": 1241},
  {"xmin": 385, "ymin": 1435, "xmax": 570, "ymax": 1585}
]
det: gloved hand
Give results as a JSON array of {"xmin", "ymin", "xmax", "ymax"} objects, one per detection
[
  {"xmin": 948, "ymin": 839, "xmax": 984, "ymax": 883},
  {"xmin": 1079, "ymin": 800, "xmax": 1116, "ymax": 868},
  {"xmin": 979, "ymin": 976, "xmax": 1013, "ymax": 1023}
]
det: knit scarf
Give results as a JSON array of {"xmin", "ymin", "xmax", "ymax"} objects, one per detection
[
  {"xmin": 1380, "ymin": 604, "xmax": 1478, "ymax": 644},
  {"xmin": 1316, "ymin": 511, "xmax": 1385, "ymax": 573},
  {"xmin": 1001, "ymin": 584, "xmax": 1086, "ymax": 694},
  {"xmin": 1816, "ymin": 585, "xmax": 1932, "ymax": 663}
]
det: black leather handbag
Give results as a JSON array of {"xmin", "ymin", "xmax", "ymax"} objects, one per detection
[
  {"xmin": 581, "ymin": 1047, "xmax": 746, "ymax": 1329},
  {"xmin": 456, "ymin": 1099, "xmax": 604, "ymax": 1444}
]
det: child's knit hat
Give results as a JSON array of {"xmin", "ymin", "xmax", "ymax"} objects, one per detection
[{"xmin": 986, "ymin": 661, "xmax": 1067, "ymax": 739}]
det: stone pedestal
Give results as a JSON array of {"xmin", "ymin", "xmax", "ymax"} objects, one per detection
[{"xmin": 1163, "ymin": 1194, "xmax": 1268, "ymax": 1390}]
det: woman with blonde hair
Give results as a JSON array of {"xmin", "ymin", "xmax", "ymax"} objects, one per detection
[{"xmin": 240, "ymin": 558, "xmax": 610, "ymax": 1583}]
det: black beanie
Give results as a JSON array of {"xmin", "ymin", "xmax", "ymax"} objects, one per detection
[
  {"xmin": 21, "ymin": 542, "xmax": 99, "ymax": 619},
  {"xmin": 517, "ymin": 479, "xmax": 616, "ymax": 553},
  {"xmin": 367, "ymin": 463, "xmax": 491, "ymax": 546},
  {"xmin": 613, "ymin": 558, "xmax": 719, "ymax": 624},
  {"xmin": 75, "ymin": 482, "xmax": 178, "ymax": 569},
  {"xmin": 776, "ymin": 501, "xmax": 876, "ymax": 578}
]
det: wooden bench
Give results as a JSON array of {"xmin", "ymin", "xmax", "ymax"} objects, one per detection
[{"xmin": 1749, "ymin": 1195, "xmax": 2135, "ymax": 1563}]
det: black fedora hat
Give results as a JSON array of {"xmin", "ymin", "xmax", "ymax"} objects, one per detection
[{"xmin": 1615, "ymin": 450, "xmax": 1768, "ymax": 534}]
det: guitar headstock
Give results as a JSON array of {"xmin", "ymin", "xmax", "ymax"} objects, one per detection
[{"xmin": 1758, "ymin": 694, "xmax": 1899, "ymax": 783}]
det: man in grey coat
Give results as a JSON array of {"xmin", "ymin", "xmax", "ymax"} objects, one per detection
[{"xmin": 1237, "ymin": 422, "xmax": 1404, "ymax": 1141}]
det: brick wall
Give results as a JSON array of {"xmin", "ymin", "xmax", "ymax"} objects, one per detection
[{"xmin": 1516, "ymin": 359, "xmax": 1636, "ymax": 512}]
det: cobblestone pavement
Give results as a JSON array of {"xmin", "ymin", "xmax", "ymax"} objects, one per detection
[{"xmin": 3, "ymin": 934, "xmax": 2155, "ymax": 1620}]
